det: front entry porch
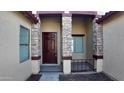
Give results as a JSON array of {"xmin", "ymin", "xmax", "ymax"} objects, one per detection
[
  {"xmin": 31, "ymin": 11, "xmax": 103, "ymax": 76},
  {"xmin": 39, "ymin": 12, "xmax": 98, "ymax": 73}
]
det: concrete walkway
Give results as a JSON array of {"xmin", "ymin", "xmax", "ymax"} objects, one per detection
[
  {"xmin": 39, "ymin": 71, "xmax": 96, "ymax": 81},
  {"xmin": 39, "ymin": 72, "xmax": 61, "ymax": 81}
]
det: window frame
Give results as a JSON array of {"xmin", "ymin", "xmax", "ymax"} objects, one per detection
[
  {"xmin": 20, "ymin": 25, "xmax": 30, "ymax": 63},
  {"xmin": 72, "ymin": 34, "xmax": 85, "ymax": 53}
]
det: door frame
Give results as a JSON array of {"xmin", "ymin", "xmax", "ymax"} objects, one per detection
[
  {"xmin": 42, "ymin": 32, "xmax": 57, "ymax": 64},
  {"xmin": 40, "ymin": 31, "xmax": 61, "ymax": 65}
]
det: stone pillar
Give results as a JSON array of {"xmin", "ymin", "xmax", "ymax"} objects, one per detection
[
  {"xmin": 93, "ymin": 18, "xmax": 103, "ymax": 72},
  {"xmin": 31, "ymin": 23, "xmax": 41, "ymax": 74},
  {"xmin": 62, "ymin": 16, "xmax": 72, "ymax": 74}
]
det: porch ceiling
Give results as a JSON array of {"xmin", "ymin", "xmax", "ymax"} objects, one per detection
[
  {"xmin": 72, "ymin": 14, "xmax": 95, "ymax": 19},
  {"xmin": 39, "ymin": 14, "xmax": 62, "ymax": 19},
  {"xmin": 70, "ymin": 11, "xmax": 97, "ymax": 17}
]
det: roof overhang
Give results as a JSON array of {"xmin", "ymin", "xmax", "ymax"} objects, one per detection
[
  {"xmin": 21, "ymin": 11, "xmax": 38, "ymax": 24},
  {"xmin": 96, "ymin": 11, "xmax": 119, "ymax": 24}
]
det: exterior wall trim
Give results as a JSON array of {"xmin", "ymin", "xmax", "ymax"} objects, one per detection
[
  {"xmin": 62, "ymin": 56, "xmax": 72, "ymax": 60},
  {"xmin": 93, "ymin": 55, "xmax": 103, "ymax": 59},
  {"xmin": 72, "ymin": 34, "xmax": 85, "ymax": 36},
  {"xmin": 31, "ymin": 56, "xmax": 41, "ymax": 60},
  {"xmin": 38, "ymin": 11, "xmax": 97, "ymax": 17}
]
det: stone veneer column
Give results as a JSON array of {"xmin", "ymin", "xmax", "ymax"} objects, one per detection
[
  {"xmin": 62, "ymin": 16, "xmax": 72, "ymax": 74},
  {"xmin": 93, "ymin": 18, "xmax": 103, "ymax": 72},
  {"xmin": 31, "ymin": 23, "xmax": 41, "ymax": 74}
]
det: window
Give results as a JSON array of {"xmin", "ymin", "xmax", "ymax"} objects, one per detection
[
  {"xmin": 72, "ymin": 35, "xmax": 84, "ymax": 53},
  {"xmin": 20, "ymin": 25, "xmax": 30, "ymax": 63}
]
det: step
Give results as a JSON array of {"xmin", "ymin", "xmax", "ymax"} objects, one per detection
[{"xmin": 40, "ymin": 65, "xmax": 62, "ymax": 72}]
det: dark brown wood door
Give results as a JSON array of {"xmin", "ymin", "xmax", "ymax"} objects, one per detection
[{"xmin": 42, "ymin": 32, "xmax": 57, "ymax": 64}]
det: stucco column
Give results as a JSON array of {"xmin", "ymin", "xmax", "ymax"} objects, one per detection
[
  {"xmin": 93, "ymin": 18, "xmax": 103, "ymax": 72},
  {"xmin": 62, "ymin": 16, "xmax": 72, "ymax": 74},
  {"xmin": 31, "ymin": 23, "xmax": 41, "ymax": 74}
]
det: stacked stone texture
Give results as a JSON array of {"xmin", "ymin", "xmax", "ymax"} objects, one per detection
[
  {"xmin": 62, "ymin": 17, "xmax": 72, "ymax": 57},
  {"xmin": 31, "ymin": 23, "xmax": 41, "ymax": 57},
  {"xmin": 93, "ymin": 19, "xmax": 103, "ymax": 56}
]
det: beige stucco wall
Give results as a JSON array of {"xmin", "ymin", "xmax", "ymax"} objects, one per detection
[
  {"xmin": 72, "ymin": 17, "xmax": 86, "ymax": 35},
  {"xmin": 72, "ymin": 16, "xmax": 93, "ymax": 59},
  {"xmin": 86, "ymin": 18, "xmax": 93, "ymax": 59},
  {"xmin": 103, "ymin": 12, "xmax": 124, "ymax": 80},
  {"xmin": 0, "ymin": 11, "xmax": 32, "ymax": 80},
  {"xmin": 40, "ymin": 16, "xmax": 61, "ymax": 64}
]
